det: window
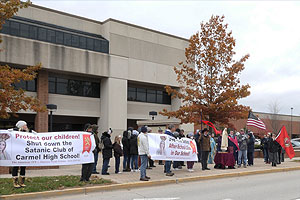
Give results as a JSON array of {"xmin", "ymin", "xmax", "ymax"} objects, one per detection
[
  {"xmin": 56, "ymin": 78, "xmax": 68, "ymax": 95},
  {"xmin": 94, "ymin": 40, "xmax": 101, "ymax": 52},
  {"xmin": 101, "ymin": 40, "xmax": 109, "ymax": 53},
  {"xmin": 127, "ymin": 87, "xmax": 171, "ymax": 105},
  {"xmin": 156, "ymin": 91, "xmax": 163, "ymax": 104},
  {"xmin": 87, "ymin": 38, "xmax": 94, "ymax": 50},
  {"xmin": 48, "ymin": 76, "xmax": 100, "ymax": 98},
  {"xmin": 163, "ymin": 91, "xmax": 171, "ymax": 104},
  {"xmin": 1, "ymin": 18, "xmax": 109, "ymax": 54},
  {"xmin": 136, "ymin": 88, "xmax": 146, "ymax": 102},
  {"xmin": 27, "ymin": 80, "xmax": 36, "ymax": 92},
  {"xmin": 147, "ymin": 89, "xmax": 156, "ymax": 103},
  {"xmin": 79, "ymin": 37, "xmax": 86, "ymax": 49},
  {"xmin": 47, "ymin": 29, "xmax": 56, "ymax": 43},
  {"xmin": 56, "ymin": 31, "xmax": 63, "ymax": 44},
  {"xmin": 29, "ymin": 26, "xmax": 38, "ymax": 39},
  {"xmin": 14, "ymin": 80, "xmax": 26, "ymax": 90},
  {"xmin": 68, "ymin": 79, "xmax": 83, "ymax": 96},
  {"xmin": 71, "ymin": 35, "xmax": 79, "ymax": 47},
  {"xmin": 64, "ymin": 33, "xmax": 71, "ymax": 46},
  {"xmin": 38, "ymin": 27, "xmax": 47, "ymax": 41},
  {"xmin": 2, "ymin": 21, "xmax": 10, "ymax": 34},
  {"xmin": 14, "ymin": 79, "xmax": 36, "ymax": 92},
  {"xmin": 128, "ymin": 87, "xmax": 137, "ymax": 101},
  {"xmin": 48, "ymin": 77, "xmax": 56, "ymax": 93},
  {"xmin": 20, "ymin": 23, "xmax": 29, "ymax": 38},
  {"xmin": 91, "ymin": 82, "xmax": 100, "ymax": 98},
  {"xmin": 10, "ymin": 21, "xmax": 19, "ymax": 36}
]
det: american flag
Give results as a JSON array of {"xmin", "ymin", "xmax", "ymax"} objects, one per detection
[{"xmin": 247, "ymin": 111, "xmax": 266, "ymax": 130}]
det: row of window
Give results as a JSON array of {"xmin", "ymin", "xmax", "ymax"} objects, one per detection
[
  {"xmin": 12, "ymin": 77, "xmax": 171, "ymax": 104},
  {"xmin": 128, "ymin": 87, "xmax": 171, "ymax": 105},
  {"xmin": 1, "ymin": 19, "xmax": 109, "ymax": 53},
  {"xmin": 14, "ymin": 80, "xmax": 36, "ymax": 92},
  {"xmin": 49, "ymin": 77, "xmax": 100, "ymax": 98}
]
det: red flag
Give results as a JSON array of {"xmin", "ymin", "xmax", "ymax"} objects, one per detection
[
  {"xmin": 202, "ymin": 121, "xmax": 222, "ymax": 135},
  {"xmin": 275, "ymin": 126, "xmax": 295, "ymax": 159}
]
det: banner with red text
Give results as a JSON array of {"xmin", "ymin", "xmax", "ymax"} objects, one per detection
[
  {"xmin": 0, "ymin": 130, "xmax": 95, "ymax": 166},
  {"xmin": 148, "ymin": 133, "xmax": 198, "ymax": 161}
]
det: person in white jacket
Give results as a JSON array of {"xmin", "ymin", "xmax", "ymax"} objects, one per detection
[{"xmin": 138, "ymin": 126, "xmax": 151, "ymax": 181}]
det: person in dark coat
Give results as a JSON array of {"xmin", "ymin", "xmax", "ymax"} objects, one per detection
[
  {"xmin": 261, "ymin": 133, "xmax": 270, "ymax": 163},
  {"xmin": 268, "ymin": 133, "xmax": 280, "ymax": 167},
  {"xmin": 200, "ymin": 128, "xmax": 211, "ymax": 170},
  {"xmin": 122, "ymin": 130, "xmax": 131, "ymax": 172},
  {"xmin": 130, "ymin": 130, "xmax": 139, "ymax": 171},
  {"xmin": 247, "ymin": 132, "xmax": 255, "ymax": 166},
  {"xmin": 91, "ymin": 124, "xmax": 100, "ymax": 174},
  {"xmin": 101, "ymin": 130, "xmax": 113, "ymax": 175},
  {"xmin": 80, "ymin": 124, "xmax": 95, "ymax": 181},
  {"xmin": 194, "ymin": 130, "xmax": 202, "ymax": 162},
  {"xmin": 113, "ymin": 135, "xmax": 123, "ymax": 174}
]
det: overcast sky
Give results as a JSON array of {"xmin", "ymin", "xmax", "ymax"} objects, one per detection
[{"xmin": 33, "ymin": 1, "xmax": 300, "ymax": 115}]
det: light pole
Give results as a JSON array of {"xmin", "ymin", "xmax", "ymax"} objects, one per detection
[
  {"xmin": 291, "ymin": 107, "xmax": 293, "ymax": 139},
  {"xmin": 47, "ymin": 104, "xmax": 57, "ymax": 132}
]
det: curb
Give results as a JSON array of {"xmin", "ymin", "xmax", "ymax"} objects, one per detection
[{"xmin": 1, "ymin": 166, "xmax": 300, "ymax": 200}]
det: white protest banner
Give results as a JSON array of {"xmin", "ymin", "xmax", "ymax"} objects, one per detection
[
  {"xmin": 148, "ymin": 133, "xmax": 198, "ymax": 161},
  {"xmin": 0, "ymin": 130, "xmax": 95, "ymax": 166}
]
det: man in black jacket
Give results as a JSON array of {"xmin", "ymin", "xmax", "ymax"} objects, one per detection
[{"xmin": 101, "ymin": 130, "xmax": 113, "ymax": 175}]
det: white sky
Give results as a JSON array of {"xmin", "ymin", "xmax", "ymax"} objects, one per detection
[{"xmin": 33, "ymin": 1, "xmax": 300, "ymax": 115}]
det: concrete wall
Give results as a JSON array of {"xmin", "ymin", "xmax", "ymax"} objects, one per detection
[
  {"xmin": 17, "ymin": 5, "xmax": 102, "ymax": 36},
  {"xmin": 48, "ymin": 94, "xmax": 101, "ymax": 117},
  {"xmin": 0, "ymin": 35, "xmax": 110, "ymax": 77}
]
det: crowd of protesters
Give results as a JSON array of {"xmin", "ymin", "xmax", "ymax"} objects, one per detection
[{"xmin": 7, "ymin": 120, "xmax": 286, "ymax": 187}]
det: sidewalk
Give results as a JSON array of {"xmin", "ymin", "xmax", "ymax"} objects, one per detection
[{"xmin": 1, "ymin": 158, "xmax": 299, "ymax": 184}]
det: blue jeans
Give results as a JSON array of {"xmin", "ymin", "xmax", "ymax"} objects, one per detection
[
  {"xmin": 123, "ymin": 155, "xmax": 129, "ymax": 170},
  {"xmin": 263, "ymin": 148, "xmax": 269, "ymax": 162},
  {"xmin": 115, "ymin": 157, "xmax": 120, "ymax": 173},
  {"xmin": 131, "ymin": 155, "xmax": 138, "ymax": 170},
  {"xmin": 165, "ymin": 161, "xmax": 172, "ymax": 173},
  {"xmin": 238, "ymin": 150, "xmax": 247, "ymax": 166},
  {"xmin": 140, "ymin": 155, "xmax": 148, "ymax": 179},
  {"xmin": 102, "ymin": 158, "xmax": 110, "ymax": 174},
  {"xmin": 92, "ymin": 151, "xmax": 99, "ymax": 172}
]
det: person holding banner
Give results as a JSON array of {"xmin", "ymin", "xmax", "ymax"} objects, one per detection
[
  {"xmin": 138, "ymin": 126, "xmax": 151, "ymax": 181},
  {"xmin": 164, "ymin": 124, "xmax": 175, "ymax": 176},
  {"xmin": 11, "ymin": 120, "xmax": 34, "ymax": 188},
  {"xmin": 91, "ymin": 124, "xmax": 101, "ymax": 174},
  {"xmin": 268, "ymin": 133, "xmax": 280, "ymax": 167},
  {"xmin": 80, "ymin": 124, "xmax": 95, "ymax": 182}
]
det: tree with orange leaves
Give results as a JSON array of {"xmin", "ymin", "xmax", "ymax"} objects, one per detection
[
  {"xmin": 160, "ymin": 15, "xmax": 250, "ymax": 127},
  {"xmin": 0, "ymin": 0, "xmax": 46, "ymax": 119}
]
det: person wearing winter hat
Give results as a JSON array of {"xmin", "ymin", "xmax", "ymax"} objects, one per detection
[
  {"xmin": 200, "ymin": 128, "xmax": 211, "ymax": 170},
  {"xmin": 138, "ymin": 126, "xmax": 151, "ymax": 181},
  {"xmin": 11, "ymin": 120, "xmax": 31, "ymax": 188}
]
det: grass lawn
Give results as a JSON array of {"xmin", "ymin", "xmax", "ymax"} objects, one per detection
[{"xmin": 0, "ymin": 175, "xmax": 112, "ymax": 195}]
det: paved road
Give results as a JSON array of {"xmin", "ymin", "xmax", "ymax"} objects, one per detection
[{"xmin": 48, "ymin": 170, "xmax": 300, "ymax": 200}]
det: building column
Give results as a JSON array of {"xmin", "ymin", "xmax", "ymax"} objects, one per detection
[
  {"xmin": 34, "ymin": 70, "xmax": 49, "ymax": 132},
  {"xmin": 99, "ymin": 77, "xmax": 127, "ymax": 137}
]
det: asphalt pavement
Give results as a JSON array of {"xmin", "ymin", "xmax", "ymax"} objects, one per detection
[{"xmin": 47, "ymin": 170, "xmax": 300, "ymax": 200}]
